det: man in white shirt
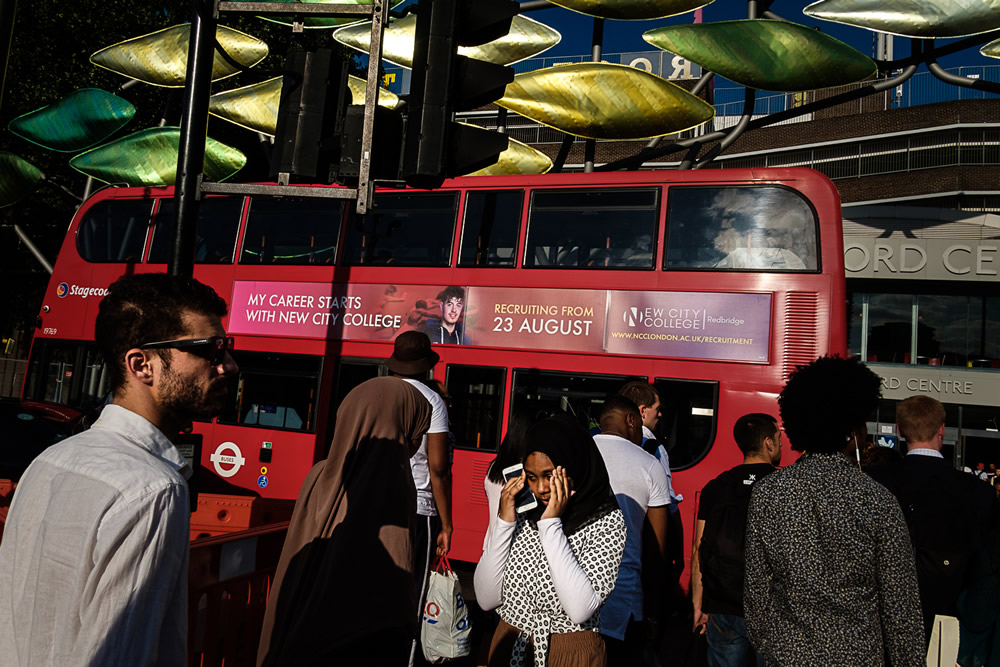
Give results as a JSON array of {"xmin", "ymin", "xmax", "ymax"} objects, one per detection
[
  {"xmin": 386, "ymin": 331, "xmax": 453, "ymax": 666},
  {"xmin": 593, "ymin": 395, "xmax": 671, "ymax": 667},
  {"xmin": 0, "ymin": 273, "xmax": 239, "ymax": 666}
]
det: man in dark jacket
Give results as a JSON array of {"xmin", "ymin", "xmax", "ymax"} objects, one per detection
[
  {"xmin": 692, "ymin": 413, "xmax": 780, "ymax": 666},
  {"xmin": 869, "ymin": 394, "xmax": 996, "ymax": 640}
]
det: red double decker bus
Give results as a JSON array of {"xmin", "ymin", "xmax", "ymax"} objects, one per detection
[{"xmin": 24, "ymin": 167, "xmax": 846, "ymax": 566}]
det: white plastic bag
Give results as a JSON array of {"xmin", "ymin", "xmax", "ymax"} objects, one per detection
[{"xmin": 421, "ymin": 557, "xmax": 472, "ymax": 662}]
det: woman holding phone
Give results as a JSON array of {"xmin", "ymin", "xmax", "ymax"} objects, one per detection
[{"xmin": 474, "ymin": 415, "xmax": 627, "ymax": 667}]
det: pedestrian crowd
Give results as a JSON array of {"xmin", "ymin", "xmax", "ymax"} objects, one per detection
[{"xmin": 0, "ymin": 273, "xmax": 996, "ymax": 666}]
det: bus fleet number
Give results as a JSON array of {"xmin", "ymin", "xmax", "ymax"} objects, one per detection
[{"xmin": 493, "ymin": 317, "xmax": 513, "ymax": 333}]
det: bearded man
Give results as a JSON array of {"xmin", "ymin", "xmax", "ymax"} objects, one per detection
[{"xmin": 0, "ymin": 273, "xmax": 238, "ymax": 666}]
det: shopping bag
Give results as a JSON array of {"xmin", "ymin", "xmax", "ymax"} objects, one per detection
[{"xmin": 421, "ymin": 557, "xmax": 472, "ymax": 662}]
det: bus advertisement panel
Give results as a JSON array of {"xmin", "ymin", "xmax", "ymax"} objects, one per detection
[{"xmin": 229, "ymin": 281, "xmax": 772, "ymax": 363}]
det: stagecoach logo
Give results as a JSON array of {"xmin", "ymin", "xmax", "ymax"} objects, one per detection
[
  {"xmin": 55, "ymin": 283, "xmax": 108, "ymax": 299},
  {"xmin": 624, "ymin": 307, "xmax": 640, "ymax": 327},
  {"xmin": 210, "ymin": 442, "xmax": 245, "ymax": 478}
]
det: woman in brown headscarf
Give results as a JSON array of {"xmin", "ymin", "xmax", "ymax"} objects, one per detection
[{"xmin": 257, "ymin": 376, "xmax": 432, "ymax": 666}]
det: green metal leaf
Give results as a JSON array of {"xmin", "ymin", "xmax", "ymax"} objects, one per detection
[
  {"xmin": 8, "ymin": 89, "xmax": 135, "ymax": 152},
  {"xmin": 90, "ymin": 24, "xmax": 268, "ymax": 88},
  {"xmin": 643, "ymin": 20, "xmax": 876, "ymax": 92},
  {"xmin": 69, "ymin": 127, "xmax": 246, "ymax": 186},
  {"xmin": 547, "ymin": 0, "xmax": 712, "ymax": 20},
  {"xmin": 257, "ymin": 0, "xmax": 406, "ymax": 29},
  {"xmin": 497, "ymin": 62, "xmax": 714, "ymax": 140},
  {"xmin": 334, "ymin": 13, "xmax": 560, "ymax": 68},
  {"xmin": 0, "ymin": 153, "xmax": 42, "ymax": 208},
  {"xmin": 804, "ymin": 0, "xmax": 1000, "ymax": 38}
]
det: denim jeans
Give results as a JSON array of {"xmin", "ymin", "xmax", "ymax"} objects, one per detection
[{"xmin": 706, "ymin": 613, "xmax": 764, "ymax": 667}]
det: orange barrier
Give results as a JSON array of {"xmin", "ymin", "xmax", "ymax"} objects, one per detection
[
  {"xmin": 188, "ymin": 521, "xmax": 289, "ymax": 667},
  {"xmin": 190, "ymin": 493, "xmax": 294, "ymax": 541}
]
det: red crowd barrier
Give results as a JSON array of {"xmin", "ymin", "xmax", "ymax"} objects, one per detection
[{"xmin": 188, "ymin": 521, "xmax": 289, "ymax": 667}]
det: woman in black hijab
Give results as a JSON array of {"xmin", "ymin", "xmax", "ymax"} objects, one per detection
[{"xmin": 474, "ymin": 415, "xmax": 627, "ymax": 667}]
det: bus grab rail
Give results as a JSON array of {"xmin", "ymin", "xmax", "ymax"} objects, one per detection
[{"xmin": 188, "ymin": 521, "xmax": 289, "ymax": 667}]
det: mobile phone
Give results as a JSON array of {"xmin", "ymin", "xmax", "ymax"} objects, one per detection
[{"xmin": 501, "ymin": 463, "xmax": 538, "ymax": 514}]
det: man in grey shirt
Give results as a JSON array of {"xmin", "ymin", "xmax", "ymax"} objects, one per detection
[{"xmin": 0, "ymin": 273, "xmax": 239, "ymax": 666}]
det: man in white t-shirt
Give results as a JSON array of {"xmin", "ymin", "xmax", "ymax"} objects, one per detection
[
  {"xmin": 619, "ymin": 381, "xmax": 685, "ymax": 609},
  {"xmin": 387, "ymin": 331, "xmax": 453, "ymax": 666},
  {"xmin": 593, "ymin": 395, "xmax": 671, "ymax": 667}
]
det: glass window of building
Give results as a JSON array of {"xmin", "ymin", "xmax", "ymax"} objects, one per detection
[
  {"xmin": 665, "ymin": 186, "xmax": 818, "ymax": 271},
  {"xmin": 916, "ymin": 295, "xmax": 982, "ymax": 366},
  {"xmin": 865, "ymin": 294, "xmax": 913, "ymax": 364}
]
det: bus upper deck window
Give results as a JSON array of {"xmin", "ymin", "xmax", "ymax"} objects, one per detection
[
  {"xmin": 148, "ymin": 197, "xmax": 244, "ymax": 264},
  {"xmin": 240, "ymin": 197, "xmax": 345, "ymax": 265},
  {"xmin": 343, "ymin": 192, "xmax": 458, "ymax": 266},
  {"xmin": 525, "ymin": 188, "xmax": 657, "ymax": 269},
  {"xmin": 76, "ymin": 199, "xmax": 153, "ymax": 263},
  {"xmin": 664, "ymin": 186, "xmax": 819, "ymax": 272},
  {"xmin": 458, "ymin": 190, "xmax": 524, "ymax": 267}
]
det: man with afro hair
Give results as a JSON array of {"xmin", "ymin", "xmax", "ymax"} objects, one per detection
[{"xmin": 743, "ymin": 355, "xmax": 925, "ymax": 666}]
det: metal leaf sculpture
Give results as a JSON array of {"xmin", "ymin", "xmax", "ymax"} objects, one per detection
[
  {"xmin": 497, "ymin": 63, "xmax": 714, "ymax": 140},
  {"xmin": 469, "ymin": 136, "xmax": 553, "ymax": 176},
  {"xmin": 0, "ymin": 153, "xmax": 42, "ymax": 208},
  {"xmin": 8, "ymin": 89, "xmax": 136, "ymax": 152},
  {"xmin": 258, "ymin": 0, "xmax": 406, "ymax": 29},
  {"xmin": 546, "ymin": 0, "xmax": 712, "ymax": 20},
  {"xmin": 643, "ymin": 20, "xmax": 876, "ymax": 92},
  {"xmin": 981, "ymin": 36, "xmax": 1000, "ymax": 58},
  {"xmin": 347, "ymin": 75, "xmax": 401, "ymax": 109},
  {"xmin": 209, "ymin": 75, "xmax": 399, "ymax": 136},
  {"xmin": 209, "ymin": 77, "xmax": 282, "ymax": 136},
  {"xmin": 69, "ymin": 127, "xmax": 246, "ymax": 186},
  {"xmin": 333, "ymin": 13, "xmax": 561, "ymax": 68},
  {"xmin": 91, "ymin": 24, "xmax": 268, "ymax": 87},
  {"xmin": 803, "ymin": 0, "xmax": 1000, "ymax": 38}
]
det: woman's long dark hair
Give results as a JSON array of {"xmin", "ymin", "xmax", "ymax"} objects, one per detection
[{"xmin": 486, "ymin": 406, "xmax": 552, "ymax": 484}]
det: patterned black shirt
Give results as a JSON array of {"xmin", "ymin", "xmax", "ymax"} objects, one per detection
[{"xmin": 744, "ymin": 452, "xmax": 925, "ymax": 667}]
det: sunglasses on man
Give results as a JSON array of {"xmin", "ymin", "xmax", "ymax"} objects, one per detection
[{"xmin": 139, "ymin": 336, "xmax": 235, "ymax": 366}]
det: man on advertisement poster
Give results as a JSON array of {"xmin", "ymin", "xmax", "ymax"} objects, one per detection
[{"xmin": 422, "ymin": 286, "xmax": 471, "ymax": 345}]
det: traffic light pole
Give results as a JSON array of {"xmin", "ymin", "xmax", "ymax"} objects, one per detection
[
  {"xmin": 170, "ymin": 0, "xmax": 217, "ymax": 278},
  {"xmin": 170, "ymin": 0, "xmax": 390, "ymax": 278}
]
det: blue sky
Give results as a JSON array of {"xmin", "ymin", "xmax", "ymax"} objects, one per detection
[{"xmin": 523, "ymin": 0, "xmax": 997, "ymax": 68}]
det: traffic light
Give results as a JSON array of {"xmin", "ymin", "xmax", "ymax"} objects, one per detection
[
  {"xmin": 270, "ymin": 48, "xmax": 350, "ymax": 183},
  {"xmin": 403, "ymin": 0, "xmax": 518, "ymax": 190}
]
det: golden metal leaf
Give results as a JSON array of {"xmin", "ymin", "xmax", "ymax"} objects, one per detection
[
  {"xmin": 333, "ymin": 13, "xmax": 561, "ymax": 68},
  {"xmin": 981, "ymin": 37, "xmax": 1000, "ymax": 57},
  {"xmin": 90, "ymin": 23, "xmax": 268, "ymax": 87},
  {"xmin": 643, "ymin": 20, "xmax": 876, "ymax": 92},
  {"xmin": 257, "ymin": 0, "xmax": 405, "ymax": 29},
  {"xmin": 547, "ymin": 0, "xmax": 712, "ymax": 20},
  {"xmin": 497, "ymin": 63, "xmax": 714, "ymax": 140},
  {"xmin": 468, "ymin": 136, "xmax": 553, "ymax": 176},
  {"xmin": 347, "ymin": 75, "xmax": 401, "ymax": 109},
  {"xmin": 209, "ymin": 75, "xmax": 399, "ymax": 136},
  {"xmin": 804, "ymin": 0, "xmax": 1000, "ymax": 38},
  {"xmin": 210, "ymin": 77, "xmax": 282, "ymax": 135}
]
